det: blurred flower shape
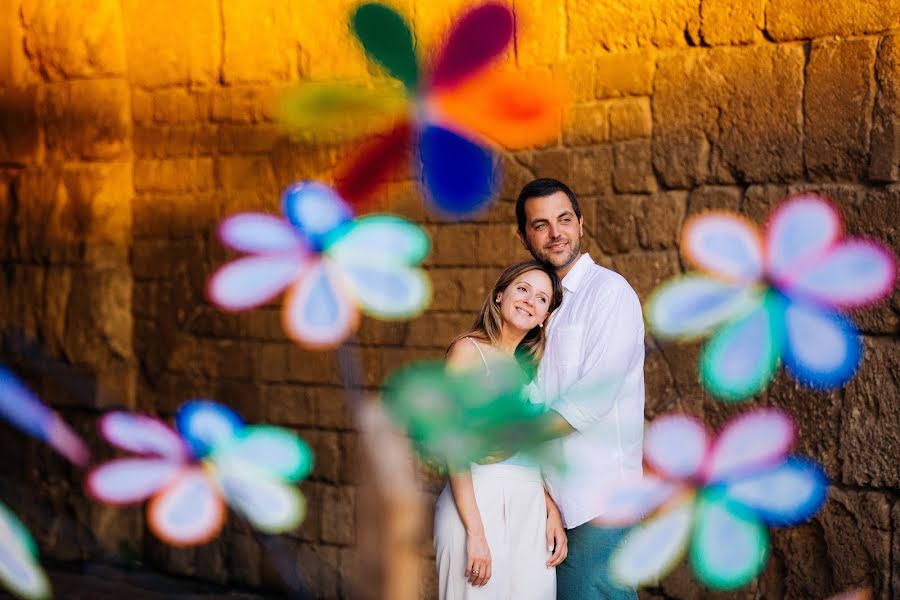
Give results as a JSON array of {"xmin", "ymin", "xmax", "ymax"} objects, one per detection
[
  {"xmin": 0, "ymin": 366, "xmax": 89, "ymax": 467},
  {"xmin": 381, "ymin": 359, "xmax": 554, "ymax": 467},
  {"xmin": 0, "ymin": 503, "xmax": 50, "ymax": 600},
  {"xmin": 280, "ymin": 2, "xmax": 566, "ymax": 216},
  {"xmin": 206, "ymin": 181, "xmax": 431, "ymax": 349},
  {"xmin": 595, "ymin": 409, "xmax": 827, "ymax": 590},
  {"xmin": 87, "ymin": 401, "xmax": 313, "ymax": 547},
  {"xmin": 645, "ymin": 194, "xmax": 896, "ymax": 400}
]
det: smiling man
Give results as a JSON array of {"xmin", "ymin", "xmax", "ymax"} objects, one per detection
[{"xmin": 515, "ymin": 178, "xmax": 645, "ymax": 600}]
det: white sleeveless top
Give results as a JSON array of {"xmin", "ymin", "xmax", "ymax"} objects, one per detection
[{"xmin": 466, "ymin": 338, "xmax": 541, "ymax": 468}]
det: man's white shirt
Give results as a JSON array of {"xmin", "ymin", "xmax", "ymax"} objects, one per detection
[{"xmin": 537, "ymin": 253, "xmax": 645, "ymax": 529}]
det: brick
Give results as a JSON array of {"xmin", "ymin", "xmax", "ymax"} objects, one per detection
[
  {"xmin": 133, "ymin": 125, "xmax": 220, "ymax": 158},
  {"xmin": 611, "ymin": 250, "xmax": 680, "ymax": 302},
  {"xmin": 405, "ymin": 312, "xmax": 472, "ymax": 349},
  {"xmin": 0, "ymin": 86, "xmax": 41, "ymax": 164},
  {"xmin": 209, "ymin": 86, "xmax": 276, "ymax": 124},
  {"xmin": 150, "ymin": 88, "xmax": 205, "ymax": 125},
  {"xmin": 568, "ymin": 0, "xmax": 699, "ymax": 53},
  {"xmin": 686, "ymin": 185, "xmax": 743, "ymax": 215},
  {"xmin": 571, "ymin": 145, "xmax": 614, "ymax": 196},
  {"xmin": 43, "ymin": 79, "xmax": 131, "ymax": 161},
  {"xmin": 839, "ymin": 337, "xmax": 900, "ymax": 487},
  {"xmin": 122, "ymin": 0, "xmax": 219, "ymax": 87},
  {"xmin": 767, "ymin": 0, "xmax": 900, "ymax": 41},
  {"xmin": 295, "ymin": 0, "xmax": 375, "ymax": 80},
  {"xmin": 595, "ymin": 50, "xmax": 655, "ymax": 98},
  {"xmin": 305, "ymin": 430, "xmax": 341, "ymax": 484},
  {"xmin": 637, "ymin": 191, "xmax": 687, "ymax": 250},
  {"xmin": 134, "ymin": 158, "xmax": 214, "ymax": 193},
  {"xmin": 563, "ymin": 103, "xmax": 609, "ymax": 146},
  {"xmin": 609, "ymin": 97, "xmax": 652, "ymax": 141},
  {"xmin": 320, "ymin": 485, "xmax": 356, "ymax": 545},
  {"xmin": 0, "ymin": 2, "xmax": 38, "ymax": 87},
  {"xmin": 263, "ymin": 384, "xmax": 317, "ymax": 426},
  {"xmin": 295, "ymin": 542, "xmax": 340, "ymax": 597},
  {"xmin": 21, "ymin": 0, "xmax": 126, "ymax": 80},
  {"xmin": 62, "ymin": 265, "xmax": 134, "ymax": 371},
  {"xmin": 653, "ymin": 45, "xmax": 804, "ymax": 188},
  {"xmin": 222, "ymin": 0, "xmax": 302, "ymax": 83},
  {"xmin": 227, "ymin": 533, "xmax": 262, "ymax": 586},
  {"xmin": 514, "ymin": 0, "xmax": 566, "ymax": 67},
  {"xmin": 354, "ymin": 317, "xmax": 406, "ymax": 347},
  {"xmin": 595, "ymin": 194, "xmax": 640, "ymax": 254},
  {"xmin": 805, "ymin": 38, "xmax": 879, "ymax": 181},
  {"xmin": 215, "ymin": 155, "xmax": 277, "ymax": 192},
  {"xmin": 217, "ymin": 124, "xmax": 284, "ymax": 155},
  {"xmin": 870, "ymin": 35, "xmax": 900, "ymax": 182},
  {"xmin": 613, "ymin": 139, "xmax": 656, "ymax": 193},
  {"xmin": 13, "ymin": 162, "xmax": 133, "ymax": 263},
  {"xmin": 430, "ymin": 224, "xmax": 480, "ymax": 267},
  {"xmin": 699, "ymin": 0, "xmax": 766, "ymax": 45},
  {"xmin": 551, "ymin": 58, "xmax": 597, "ymax": 103}
]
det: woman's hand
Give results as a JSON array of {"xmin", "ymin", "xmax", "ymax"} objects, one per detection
[
  {"xmin": 545, "ymin": 494, "xmax": 568, "ymax": 567},
  {"xmin": 465, "ymin": 530, "xmax": 492, "ymax": 586}
]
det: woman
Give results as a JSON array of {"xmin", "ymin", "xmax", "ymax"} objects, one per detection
[{"xmin": 433, "ymin": 260, "xmax": 566, "ymax": 599}]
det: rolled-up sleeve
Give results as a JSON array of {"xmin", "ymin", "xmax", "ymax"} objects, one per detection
[{"xmin": 550, "ymin": 281, "xmax": 644, "ymax": 431}]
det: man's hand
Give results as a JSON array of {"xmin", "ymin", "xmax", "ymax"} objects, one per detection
[
  {"xmin": 465, "ymin": 531, "xmax": 492, "ymax": 586},
  {"xmin": 545, "ymin": 495, "xmax": 568, "ymax": 567}
]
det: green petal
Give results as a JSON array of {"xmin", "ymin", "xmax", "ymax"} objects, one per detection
[
  {"xmin": 690, "ymin": 488, "xmax": 769, "ymax": 590},
  {"xmin": 351, "ymin": 3, "xmax": 419, "ymax": 92}
]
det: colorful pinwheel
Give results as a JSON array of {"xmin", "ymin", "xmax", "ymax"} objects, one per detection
[
  {"xmin": 206, "ymin": 181, "xmax": 431, "ymax": 349},
  {"xmin": 646, "ymin": 194, "xmax": 896, "ymax": 400},
  {"xmin": 0, "ymin": 502, "xmax": 50, "ymax": 600},
  {"xmin": 382, "ymin": 359, "xmax": 558, "ymax": 467},
  {"xmin": 0, "ymin": 366, "xmax": 89, "ymax": 467},
  {"xmin": 594, "ymin": 409, "xmax": 827, "ymax": 590},
  {"xmin": 281, "ymin": 2, "xmax": 564, "ymax": 215},
  {"xmin": 86, "ymin": 400, "xmax": 313, "ymax": 546}
]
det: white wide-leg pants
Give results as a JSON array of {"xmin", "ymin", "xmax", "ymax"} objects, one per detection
[{"xmin": 433, "ymin": 463, "xmax": 556, "ymax": 600}]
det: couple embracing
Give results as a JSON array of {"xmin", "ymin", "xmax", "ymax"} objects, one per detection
[{"xmin": 433, "ymin": 179, "xmax": 646, "ymax": 599}]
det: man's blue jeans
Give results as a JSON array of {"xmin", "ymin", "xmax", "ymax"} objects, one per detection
[{"xmin": 556, "ymin": 522, "xmax": 638, "ymax": 600}]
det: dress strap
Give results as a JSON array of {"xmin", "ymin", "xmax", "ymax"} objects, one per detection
[{"xmin": 467, "ymin": 338, "xmax": 491, "ymax": 374}]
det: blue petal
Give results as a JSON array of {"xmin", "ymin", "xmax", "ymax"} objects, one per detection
[
  {"xmin": 281, "ymin": 181, "xmax": 353, "ymax": 252},
  {"xmin": 781, "ymin": 301, "xmax": 862, "ymax": 390},
  {"xmin": 419, "ymin": 125, "xmax": 496, "ymax": 217},
  {"xmin": 176, "ymin": 400, "xmax": 245, "ymax": 459},
  {"xmin": 724, "ymin": 457, "xmax": 828, "ymax": 527}
]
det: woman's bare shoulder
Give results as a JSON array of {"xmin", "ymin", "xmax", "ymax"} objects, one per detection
[{"xmin": 446, "ymin": 337, "xmax": 484, "ymax": 372}]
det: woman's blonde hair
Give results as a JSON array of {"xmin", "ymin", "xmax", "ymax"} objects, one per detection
[{"xmin": 448, "ymin": 261, "xmax": 563, "ymax": 378}]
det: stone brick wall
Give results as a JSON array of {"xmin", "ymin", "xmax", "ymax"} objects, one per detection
[{"xmin": 0, "ymin": 1, "xmax": 898, "ymax": 599}]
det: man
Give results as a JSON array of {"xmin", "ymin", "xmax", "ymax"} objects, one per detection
[{"xmin": 516, "ymin": 178, "xmax": 645, "ymax": 599}]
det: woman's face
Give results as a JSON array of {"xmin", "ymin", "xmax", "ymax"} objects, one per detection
[{"xmin": 496, "ymin": 269, "xmax": 554, "ymax": 333}]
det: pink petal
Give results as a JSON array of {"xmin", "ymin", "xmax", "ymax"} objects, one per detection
[
  {"xmin": 681, "ymin": 212, "xmax": 764, "ymax": 283},
  {"xmin": 645, "ymin": 414, "xmax": 710, "ymax": 480},
  {"xmin": 782, "ymin": 240, "xmax": 897, "ymax": 308},
  {"xmin": 86, "ymin": 458, "xmax": 183, "ymax": 505},
  {"xmin": 593, "ymin": 476, "xmax": 680, "ymax": 527},
  {"xmin": 148, "ymin": 467, "xmax": 225, "ymax": 547},
  {"xmin": 766, "ymin": 194, "xmax": 842, "ymax": 281},
  {"xmin": 99, "ymin": 412, "xmax": 189, "ymax": 460},
  {"xmin": 207, "ymin": 254, "xmax": 307, "ymax": 311},
  {"xmin": 219, "ymin": 213, "xmax": 306, "ymax": 254},
  {"xmin": 282, "ymin": 262, "xmax": 359, "ymax": 349},
  {"xmin": 702, "ymin": 408, "xmax": 794, "ymax": 483}
]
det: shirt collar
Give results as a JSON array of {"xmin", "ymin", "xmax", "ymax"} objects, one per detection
[{"xmin": 561, "ymin": 253, "xmax": 594, "ymax": 294}]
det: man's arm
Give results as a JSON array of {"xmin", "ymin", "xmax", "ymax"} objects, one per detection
[{"xmin": 544, "ymin": 280, "xmax": 645, "ymax": 434}]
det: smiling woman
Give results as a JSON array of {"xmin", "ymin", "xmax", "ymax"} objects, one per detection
[{"xmin": 433, "ymin": 261, "xmax": 566, "ymax": 600}]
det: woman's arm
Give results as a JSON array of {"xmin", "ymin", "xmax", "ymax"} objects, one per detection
[
  {"xmin": 449, "ymin": 470, "xmax": 491, "ymax": 586},
  {"xmin": 445, "ymin": 339, "xmax": 492, "ymax": 585},
  {"xmin": 544, "ymin": 488, "xmax": 568, "ymax": 567}
]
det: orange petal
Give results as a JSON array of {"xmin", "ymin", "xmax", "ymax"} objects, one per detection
[{"xmin": 428, "ymin": 67, "xmax": 567, "ymax": 149}]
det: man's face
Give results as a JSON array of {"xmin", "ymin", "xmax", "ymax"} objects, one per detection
[{"xmin": 518, "ymin": 191, "xmax": 583, "ymax": 272}]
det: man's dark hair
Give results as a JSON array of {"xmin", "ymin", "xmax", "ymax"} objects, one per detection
[{"xmin": 515, "ymin": 178, "xmax": 581, "ymax": 236}]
